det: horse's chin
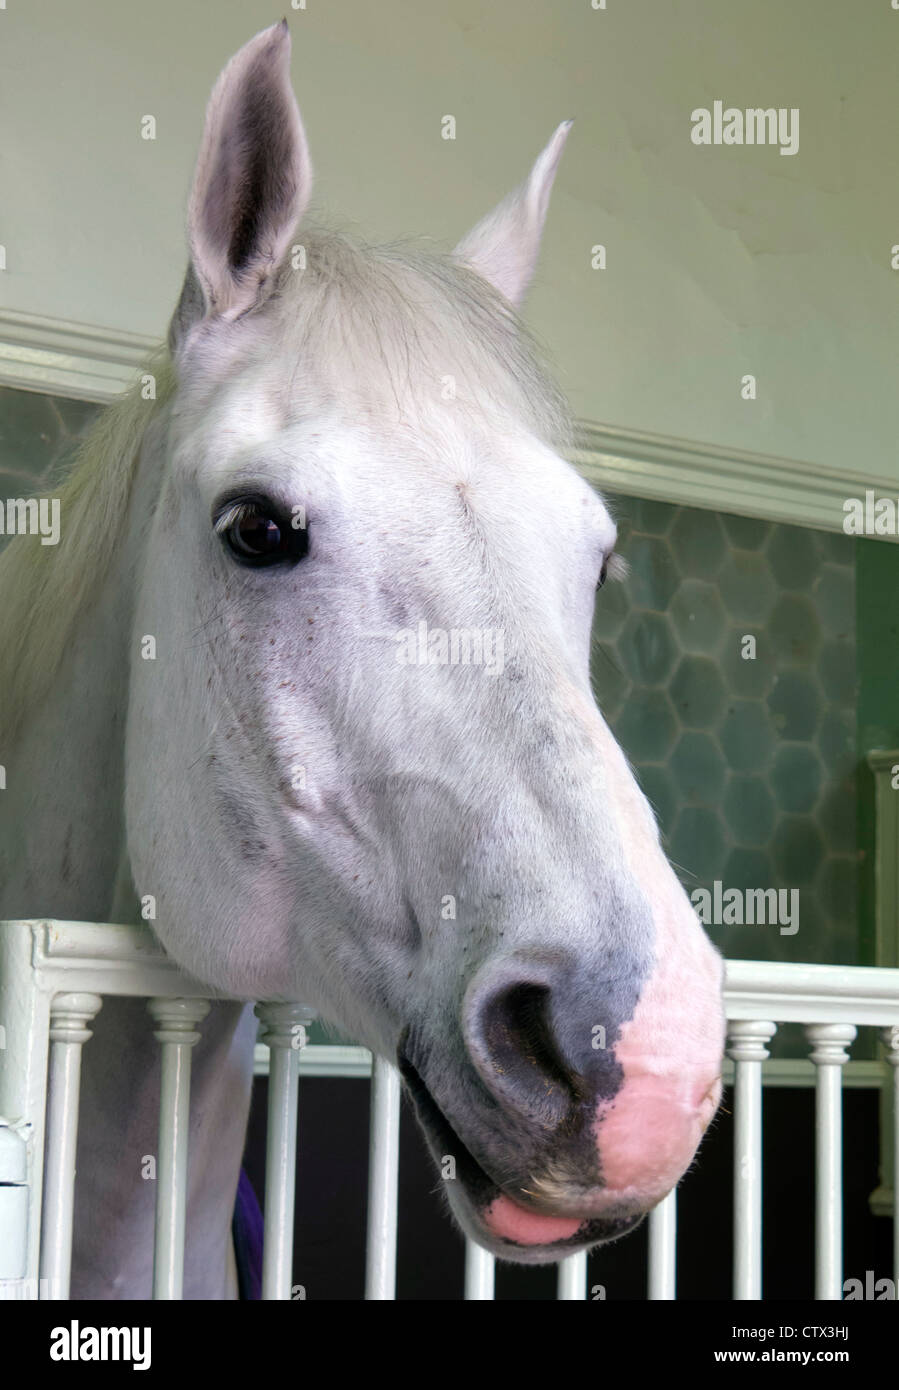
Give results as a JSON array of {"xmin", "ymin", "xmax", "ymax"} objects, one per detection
[
  {"xmin": 397, "ymin": 1049, "xmax": 644, "ymax": 1266},
  {"xmin": 449, "ymin": 1186, "xmax": 645, "ymax": 1267}
]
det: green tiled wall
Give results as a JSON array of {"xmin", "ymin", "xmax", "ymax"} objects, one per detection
[
  {"xmin": 593, "ymin": 497, "xmax": 857, "ymax": 967},
  {"xmin": 857, "ymin": 540, "xmax": 899, "ymax": 969}
]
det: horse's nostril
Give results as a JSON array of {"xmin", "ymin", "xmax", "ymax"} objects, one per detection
[{"xmin": 469, "ymin": 979, "xmax": 581, "ymax": 1126}]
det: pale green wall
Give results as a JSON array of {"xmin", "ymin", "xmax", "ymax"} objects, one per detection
[{"xmin": 2, "ymin": 0, "xmax": 898, "ymax": 483}]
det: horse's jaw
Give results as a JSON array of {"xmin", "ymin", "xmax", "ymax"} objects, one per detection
[{"xmin": 398, "ymin": 1047, "xmax": 645, "ymax": 1265}]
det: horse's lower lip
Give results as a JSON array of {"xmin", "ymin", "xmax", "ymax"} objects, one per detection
[{"xmin": 396, "ymin": 1045, "xmax": 642, "ymax": 1255}]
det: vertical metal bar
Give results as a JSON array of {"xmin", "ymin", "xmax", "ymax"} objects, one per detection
[
  {"xmin": 255, "ymin": 1002, "xmax": 314, "ymax": 1300},
  {"xmin": 647, "ymin": 1189, "xmax": 677, "ymax": 1299},
  {"xmin": 464, "ymin": 1240, "xmax": 495, "ymax": 1299},
  {"xmin": 148, "ymin": 997, "xmax": 210, "ymax": 1300},
  {"xmin": 38, "ymin": 993, "xmax": 103, "ymax": 1300},
  {"xmin": 806, "ymin": 1023, "xmax": 855, "ymax": 1300},
  {"xmin": 365, "ymin": 1056, "xmax": 401, "ymax": 1300},
  {"xmin": 727, "ymin": 1019, "xmax": 776, "ymax": 1300},
  {"xmin": 0, "ymin": 922, "xmax": 53, "ymax": 1298},
  {"xmin": 557, "ymin": 1250, "xmax": 588, "ymax": 1300},
  {"xmin": 884, "ymin": 1027, "xmax": 899, "ymax": 1286}
]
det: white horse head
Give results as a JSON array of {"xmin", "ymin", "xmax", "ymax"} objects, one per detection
[{"xmin": 125, "ymin": 21, "xmax": 724, "ymax": 1263}]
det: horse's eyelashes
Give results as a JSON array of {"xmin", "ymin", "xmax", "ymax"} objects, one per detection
[
  {"xmin": 597, "ymin": 551, "xmax": 627, "ymax": 590},
  {"xmin": 213, "ymin": 496, "xmax": 309, "ymax": 569}
]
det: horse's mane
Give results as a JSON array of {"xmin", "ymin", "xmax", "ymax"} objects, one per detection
[
  {"xmin": 0, "ymin": 349, "xmax": 175, "ymax": 740},
  {"xmin": 0, "ymin": 228, "xmax": 571, "ymax": 742}
]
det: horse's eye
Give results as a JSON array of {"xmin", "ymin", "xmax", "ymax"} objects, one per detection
[
  {"xmin": 230, "ymin": 513, "xmax": 283, "ymax": 559},
  {"xmin": 596, "ymin": 562, "xmax": 608, "ymax": 591},
  {"xmin": 214, "ymin": 498, "xmax": 309, "ymax": 568}
]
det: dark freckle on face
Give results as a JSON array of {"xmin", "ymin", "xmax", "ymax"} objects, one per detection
[{"xmin": 381, "ymin": 585, "xmax": 411, "ymax": 627}]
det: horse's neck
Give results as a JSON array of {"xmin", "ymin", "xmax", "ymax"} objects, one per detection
[{"xmin": 1, "ymin": 420, "xmax": 256, "ymax": 1298}]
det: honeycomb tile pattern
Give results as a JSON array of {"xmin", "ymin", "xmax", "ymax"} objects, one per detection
[{"xmin": 592, "ymin": 496, "xmax": 857, "ymax": 968}]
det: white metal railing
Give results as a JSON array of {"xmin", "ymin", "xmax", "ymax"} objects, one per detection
[
  {"xmin": 254, "ymin": 1002, "xmax": 313, "ymax": 1300},
  {"xmin": 1, "ymin": 919, "xmax": 897, "ymax": 1301}
]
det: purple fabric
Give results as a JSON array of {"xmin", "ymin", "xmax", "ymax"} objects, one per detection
[{"xmin": 232, "ymin": 1167, "xmax": 265, "ymax": 1300}]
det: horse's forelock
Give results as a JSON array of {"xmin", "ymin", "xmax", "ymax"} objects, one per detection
[{"xmin": 260, "ymin": 226, "xmax": 573, "ymax": 448}]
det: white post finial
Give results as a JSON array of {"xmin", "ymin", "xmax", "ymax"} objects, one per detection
[
  {"xmin": 365, "ymin": 1057, "xmax": 401, "ymax": 1300},
  {"xmin": 255, "ymin": 1002, "xmax": 316, "ymax": 1300},
  {"xmin": 806, "ymin": 1022, "xmax": 856, "ymax": 1300},
  {"xmin": 39, "ymin": 992, "xmax": 103, "ymax": 1300},
  {"xmin": 727, "ymin": 1019, "xmax": 777, "ymax": 1300},
  {"xmin": 148, "ymin": 997, "xmax": 210, "ymax": 1300},
  {"xmin": 882, "ymin": 1027, "xmax": 899, "ymax": 1284}
]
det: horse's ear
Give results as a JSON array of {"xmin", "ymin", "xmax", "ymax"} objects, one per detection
[
  {"xmin": 172, "ymin": 20, "xmax": 311, "ymax": 343},
  {"xmin": 453, "ymin": 121, "xmax": 572, "ymax": 309}
]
